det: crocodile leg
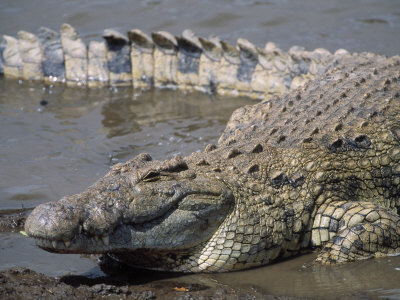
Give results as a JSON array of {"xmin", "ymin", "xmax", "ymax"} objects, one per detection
[{"xmin": 312, "ymin": 201, "xmax": 400, "ymax": 264}]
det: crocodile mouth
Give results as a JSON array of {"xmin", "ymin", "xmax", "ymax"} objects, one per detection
[
  {"xmin": 31, "ymin": 206, "xmax": 179, "ymax": 254},
  {"xmin": 33, "ymin": 231, "xmax": 115, "ymax": 253},
  {"xmin": 29, "ymin": 190, "xmax": 233, "ymax": 254}
]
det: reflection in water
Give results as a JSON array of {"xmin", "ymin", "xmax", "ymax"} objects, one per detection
[
  {"xmin": 213, "ymin": 253, "xmax": 400, "ymax": 299},
  {"xmin": 0, "ymin": 232, "xmax": 100, "ymax": 277},
  {"xmin": 100, "ymin": 89, "xmax": 250, "ymax": 139},
  {"xmin": 0, "ymin": 79, "xmax": 253, "ymax": 209}
]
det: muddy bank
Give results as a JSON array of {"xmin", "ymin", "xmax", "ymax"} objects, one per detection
[
  {"xmin": 0, "ymin": 209, "xmax": 29, "ymax": 233},
  {"xmin": 0, "ymin": 265, "xmax": 383, "ymax": 300},
  {"xmin": 0, "ymin": 266, "xmax": 297, "ymax": 300}
]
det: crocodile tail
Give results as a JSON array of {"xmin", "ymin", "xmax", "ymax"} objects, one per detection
[{"xmin": 0, "ymin": 23, "xmax": 348, "ymax": 99}]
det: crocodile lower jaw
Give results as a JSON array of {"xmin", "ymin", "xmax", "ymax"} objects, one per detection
[{"xmin": 33, "ymin": 234, "xmax": 111, "ymax": 254}]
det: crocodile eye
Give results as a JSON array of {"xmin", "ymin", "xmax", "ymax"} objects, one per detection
[{"xmin": 142, "ymin": 171, "xmax": 160, "ymax": 182}]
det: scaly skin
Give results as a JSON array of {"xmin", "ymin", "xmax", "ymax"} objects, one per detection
[
  {"xmin": 24, "ymin": 51, "xmax": 400, "ymax": 272},
  {"xmin": 1, "ymin": 23, "xmax": 345, "ymax": 99}
]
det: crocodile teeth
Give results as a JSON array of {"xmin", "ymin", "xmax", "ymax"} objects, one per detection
[
  {"xmin": 64, "ymin": 240, "xmax": 71, "ymax": 248},
  {"xmin": 52, "ymin": 240, "xmax": 57, "ymax": 248},
  {"xmin": 101, "ymin": 235, "xmax": 109, "ymax": 246}
]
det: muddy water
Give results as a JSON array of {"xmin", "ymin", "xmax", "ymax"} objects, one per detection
[
  {"xmin": 0, "ymin": 79, "xmax": 250, "ymax": 210},
  {"xmin": 1, "ymin": 0, "xmax": 400, "ymax": 55},
  {"xmin": 1, "ymin": 0, "xmax": 400, "ymax": 299}
]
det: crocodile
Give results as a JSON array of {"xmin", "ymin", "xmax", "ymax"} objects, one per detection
[
  {"xmin": 1, "ymin": 23, "xmax": 347, "ymax": 100},
  {"xmin": 23, "ymin": 34, "xmax": 400, "ymax": 273}
]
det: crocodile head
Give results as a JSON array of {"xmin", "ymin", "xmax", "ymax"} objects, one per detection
[{"xmin": 24, "ymin": 152, "xmax": 235, "ymax": 271}]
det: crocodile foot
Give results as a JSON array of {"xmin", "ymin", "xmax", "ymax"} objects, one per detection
[{"xmin": 315, "ymin": 202, "xmax": 400, "ymax": 264}]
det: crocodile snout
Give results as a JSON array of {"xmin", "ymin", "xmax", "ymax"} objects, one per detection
[{"xmin": 25, "ymin": 200, "xmax": 82, "ymax": 242}]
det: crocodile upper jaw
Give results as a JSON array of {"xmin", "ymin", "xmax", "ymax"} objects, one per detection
[{"xmin": 25, "ymin": 170, "xmax": 234, "ymax": 255}]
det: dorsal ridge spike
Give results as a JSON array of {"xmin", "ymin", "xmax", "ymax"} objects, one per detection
[
  {"xmin": 226, "ymin": 148, "xmax": 241, "ymax": 159},
  {"xmin": 251, "ymin": 143, "xmax": 264, "ymax": 153},
  {"xmin": 128, "ymin": 29, "xmax": 153, "ymax": 50},
  {"xmin": 151, "ymin": 31, "xmax": 177, "ymax": 53}
]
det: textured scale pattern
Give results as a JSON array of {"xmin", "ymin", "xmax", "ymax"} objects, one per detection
[
  {"xmin": 9, "ymin": 24, "xmax": 400, "ymax": 273},
  {"xmin": 2, "ymin": 23, "xmax": 351, "ymax": 100}
]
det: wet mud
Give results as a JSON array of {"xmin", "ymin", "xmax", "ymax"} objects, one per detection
[
  {"xmin": 1, "ymin": 266, "xmax": 300, "ymax": 300},
  {"xmin": 0, "ymin": 209, "xmax": 29, "ymax": 233}
]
